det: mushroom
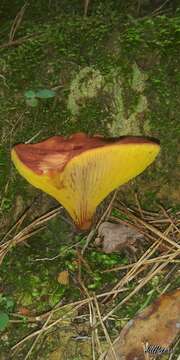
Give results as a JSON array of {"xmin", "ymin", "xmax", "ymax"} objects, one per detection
[{"xmin": 11, "ymin": 133, "xmax": 160, "ymax": 230}]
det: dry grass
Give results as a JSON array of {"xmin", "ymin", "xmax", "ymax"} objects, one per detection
[{"xmin": 0, "ymin": 207, "xmax": 62, "ymax": 265}]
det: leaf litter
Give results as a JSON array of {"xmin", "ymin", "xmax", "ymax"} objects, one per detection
[{"xmin": 1, "ymin": 195, "xmax": 180, "ymax": 359}]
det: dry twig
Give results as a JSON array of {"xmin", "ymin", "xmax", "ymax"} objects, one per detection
[
  {"xmin": 0, "ymin": 207, "xmax": 62, "ymax": 265},
  {"xmin": 9, "ymin": 2, "xmax": 28, "ymax": 42}
]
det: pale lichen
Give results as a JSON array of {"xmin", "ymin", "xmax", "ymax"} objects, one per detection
[
  {"xmin": 67, "ymin": 66, "xmax": 104, "ymax": 120},
  {"xmin": 131, "ymin": 62, "xmax": 148, "ymax": 93},
  {"xmin": 107, "ymin": 63, "xmax": 150, "ymax": 136},
  {"xmin": 105, "ymin": 72, "xmax": 125, "ymax": 135},
  {"xmin": 67, "ymin": 63, "xmax": 150, "ymax": 136}
]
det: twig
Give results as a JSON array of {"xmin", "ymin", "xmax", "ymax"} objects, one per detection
[
  {"xmin": 159, "ymin": 204, "xmax": 180, "ymax": 234},
  {"xmin": 9, "ymin": 2, "xmax": 28, "ymax": 42},
  {"xmin": 102, "ymin": 239, "xmax": 161, "ymax": 303},
  {"xmin": 102, "ymin": 255, "xmax": 180, "ymax": 273},
  {"xmin": 101, "ymin": 249, "xmax": 179, "ymax": 324},
  {"xmin": 0, "ymin": 207, "xmax": 62, "ymax": 265},
  {"xmin": 24, "ymin": 311, "xmax": 53, "ymax": 360},
  {"xmin": 94, "ymin": 296, "xmax": 118, "ymax": 360},
  {"xmin": 116, "ymin": 204, "xmax": 180, "ymax": 249},
  {"xmin": 31, "ymin": 240, "xmax": 82, "ymax": 262},
  {"xmin": 0, "ymin": 34, "xmax": 41, "ymax": 50},
  {"xmin": 0, "ymin": 35, "xmax": 34, "ymax": 49},
  {"xmin": 81, "ymin": 190, "xmax": 118, "ymax": 254},
  {"xmin": 25, "ymin": 131, "xmax": 42, "ymax": 144},
  {"xmin": 103, "ymin": 207, "xmax": 178, "ymax": 303},
  {"xmin": 135, "ymin": 216, "xmax": 179, "ymax": 249},
  {"xmin": 11, "ymin": 287, "xmax": 128, "ymax": 352},
  {"xmin": 96, "ymin": 190, "xmax": 118, "ymax": 229},
  {"xmin": 80, "ymin": 280, "xmax": 96, "ymax": 360},
  {"xmin": 12, "ymin": 302, "xmax": 83, "ymax": 353},
  {"xmin": 84, "ymin": 0, "xmax": 90, "ymax": 16},
  {"xmin": 0, "ymin": 180, "xmax": 10, "ymax": 210},
  {"xmin": 81, "ymin": 228, "xmax": 96, "ymax": 255},
  {"xmin": 152, "ymin": 0, "xmax": 171, "ymax": 15},
  {"xmin": 134, "ymin": 192, "xmax": 143, "ymax": 219}
]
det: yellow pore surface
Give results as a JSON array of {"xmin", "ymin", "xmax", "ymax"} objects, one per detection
[{"xmin": 11, "ymin": 142, "xmax": 160, "ymax": 229}]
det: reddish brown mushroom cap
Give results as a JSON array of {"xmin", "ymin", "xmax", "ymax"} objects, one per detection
[{"xmin": 11, "ymin": 133, "xmax": 160, "ymax": 229}]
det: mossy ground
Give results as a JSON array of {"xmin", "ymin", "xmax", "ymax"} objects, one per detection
[{"xmin": 0, "ymin": 1, "xmax": 179, "ymax": 359}]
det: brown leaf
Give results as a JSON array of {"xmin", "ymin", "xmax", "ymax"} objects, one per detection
[
  {"xmin": 57, "ymin": 270, "xmax": 69, "ymax": 286},
  {"xmin": 95, "ymin": 222, "xmax": 144, "ymax": 253},
  {"xmin": 106, "ymin": 289, "xmax": 180, "ymax": 360},
  {"xmin": 18, "ymin": 307, "xmax": 30, "ymax": 316}
]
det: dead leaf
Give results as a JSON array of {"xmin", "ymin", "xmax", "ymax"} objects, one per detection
[
  {"xmin": 57, "ymin": 270, "xmax": 69, "ymax": 285},
  {"xmin": 18, "ymin": 307, "xmax": 30, "ymax": 316},
  {"xmin": 95, "ymin": 221, "xmax": 144, "ymax": 253},
  {"xmin": 106, "ymin": 288, "xmax": 180, "ymax": 360}
]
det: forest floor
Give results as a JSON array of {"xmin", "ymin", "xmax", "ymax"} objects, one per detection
[{"xmin": 0, "ymin": 1, "xmax": 179, "ymax": 359}]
